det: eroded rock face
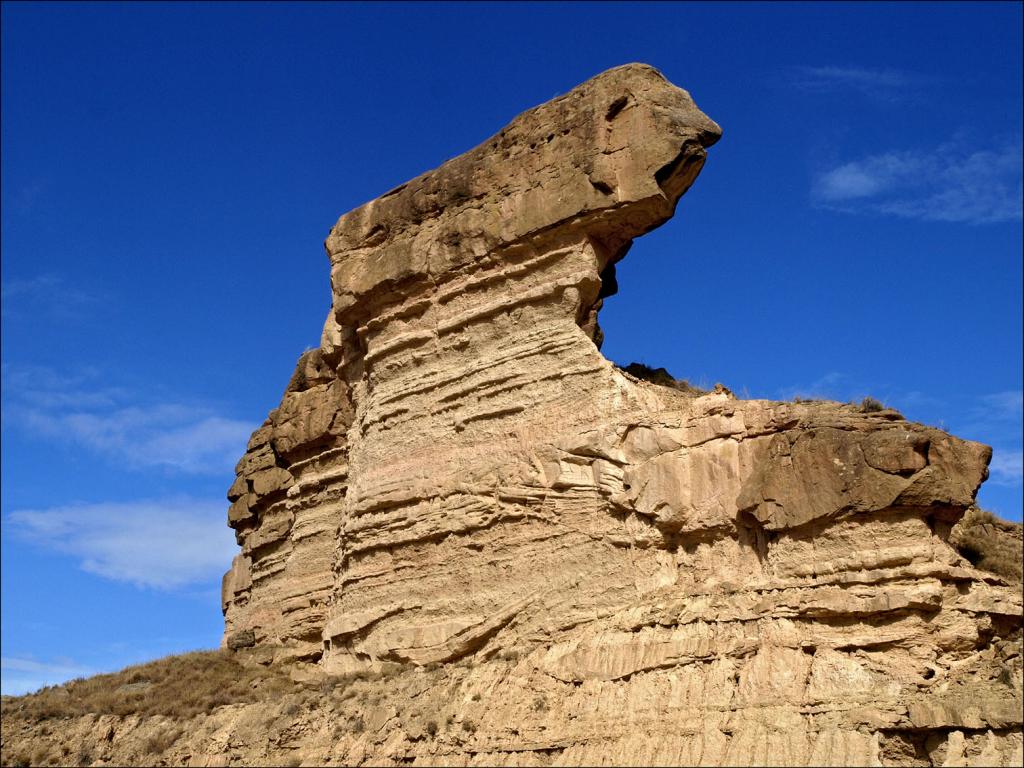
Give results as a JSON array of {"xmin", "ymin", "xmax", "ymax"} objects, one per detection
[{"xmin": 221, "ymin": 64, "xmax": 1022, "ymax": 765}]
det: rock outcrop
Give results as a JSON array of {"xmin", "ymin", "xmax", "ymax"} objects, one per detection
[{"xmin": 216, "ymin": 64, "xmax": 1022, "ymax": 765}]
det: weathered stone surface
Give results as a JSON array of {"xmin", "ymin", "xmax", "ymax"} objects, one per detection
[
  {"xmin": 209, "ymin": 63, "xmax": 1021, "ymax": 765},
  {"xmin": 225, "ymin": 629, "xmax": 256, "ymax": 650}
]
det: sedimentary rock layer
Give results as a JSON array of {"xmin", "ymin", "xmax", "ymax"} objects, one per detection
[{"xmin": 220, "ymin": 64, "xmax": 1023, "ymax": 765}]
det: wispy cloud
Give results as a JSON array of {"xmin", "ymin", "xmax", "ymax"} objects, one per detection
[
  {"xmin": 2, "ymin": 364, "xmax": 254, "ymax": 475},
  {"xmin": 1, "ymin": 273, "xmax": 103, "ymax": 321},
  {"xmin": 791, "ymin": 65, "xmax": 923, "ymax": 99},
  {"xmin": 989, "ymin": 449, "xmax": 1023, "ymax": 487},
  {"xmin": 8, "ymin": 497, "xmax": 237, "ymax": 590},
  {"xmin": 812, "ymin": 139, "xmax": 1022, "ymax": 224},
  {"xmin": 1, "ymin": 656, "xmax": 93, "ymax": 696},
  {"xmin": 976, "ymin": 390, "xmax": 1023, "ymax": 423},
  {"xmin": 775, "ymin": 371, "xmax": 852, "ymax": 402},
  {"xmin": 772, "ymin": 373, "xmax": 944, "ymax": 411},
  {"xmin": 959, "ymin": 389, "xmax": 1022, "ymax": 438},
  {"xmin": 24, "ymin": 406, "xmax": 255, "ymax": 474},
  {"xmin": 8, "ymin": 177, "xmax": 50, "ymax": 216},
  {"xmin": 1, "ymin": 274, "xmax": 60, "ymax": 299},
  {"xmin": 961, "ymin": 390, "xmax": 1023, "ymax": 489}
]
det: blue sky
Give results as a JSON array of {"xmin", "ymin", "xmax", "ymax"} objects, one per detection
[{"xmin": 2, "ymin": 1, "xmax": 1021, "ymax": 696}]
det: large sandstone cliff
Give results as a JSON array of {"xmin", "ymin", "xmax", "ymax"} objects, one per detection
[{"xmin": 212, "ymin": 64, "xmax": 1022, "ymax": 765}]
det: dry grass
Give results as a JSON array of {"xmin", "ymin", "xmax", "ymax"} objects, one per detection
[
  {"xmin": 951, "ymin": 507, "xmax": 1023, "ymax": 583},
  {"xmin": 0, "ymin": 652, "xmax": 417, "ymax": 728},
  {"xmin": 621, "ymin": 362, "xmax": 707, "ymax": 395},
  {"xmin": 144, "ymin": 724, "xmax": 184, "ymax": 754},
  {"xmin": 0, "ymin": 654, "xmax": 424, "ymax": 767},
  {"xmin": 0, "ymin": 650, "xmax": 299, "ymax": 722}
]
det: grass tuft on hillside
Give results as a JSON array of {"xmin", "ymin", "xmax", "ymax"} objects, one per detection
[{"xmin": 951, "ymin": 506, "xmax": 1023, "ymax": 584}]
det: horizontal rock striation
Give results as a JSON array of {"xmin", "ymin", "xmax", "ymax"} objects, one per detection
[{"xmin": 221, "ymin": 64, "xmax": 1022, "ymax": 765}]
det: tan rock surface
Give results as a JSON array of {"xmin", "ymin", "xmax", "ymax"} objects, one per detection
[
  {"xmin": 215, "ymin": 62, "xmax": 1021, "ymax": 765},
  {"xmin": 3, "ymin": 64, "xmax": 1019, "ymax": 768}
]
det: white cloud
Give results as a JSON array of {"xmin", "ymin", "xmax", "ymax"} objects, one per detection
[
  {"xmin": 989, "ymin": 448, "xmax": 1023, "ymax": 487},
  {"xmin": 8, "ymin": 176, "xmax": 50, "ymax": 216},
  {"xmin": 1, "ymin": 656, "xmax": 94, "ymax": 696},
  {"xmin": 1, "ymin": 273, "xmax": 100, "ymax": 320},
  {"xmin": 977, "ymin": 390, "xmax": 1023, "ymax": 422},
  {"xmin": 812, "ymin": 140, "xmax": 1022, "ymax": 224},
  {"xmin": 792, "ymin": 65, "xmax": 919, "ymax": 97},
  {"xmin": 775, "ymin": 371, "xmax": 850, "ymax": 402},
  {"xmin": 1, "ymin": 274, "xmax": 61, "ymax": 299},
  {"xmin": 815, "ymin": 164, "xmax": 884, "ymax": 200},
  {"xmin": 7, "ymin": 497, "xmax": 237, "ymax": 590},
  {"xmin": 968, "ymin": 391, "xmax": 1023, "ymax": 489},
  {"xmin": 27, "ymin": 407, "xmax": 254, "ymax": 474},
  {"xmin": 0, "ymin": 364, "xmax": 125, "ymax": 410},
  {"xmin": 2, "ymin": 364, "xmax": 255, "ymax": 475},
  {"xmin": 959, "ymin": 390, "xmax": 1022, "ymax": 436}
]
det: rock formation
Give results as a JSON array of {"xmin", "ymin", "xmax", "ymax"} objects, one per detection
[{"xmin": 214, "ymin": 64, "xmax": 1021, "ymax": 765}]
